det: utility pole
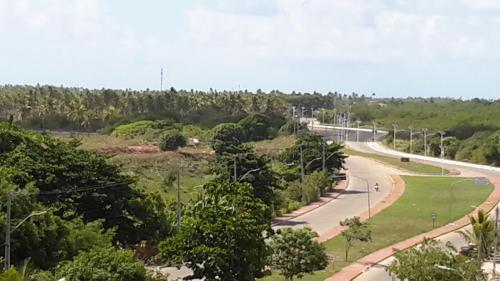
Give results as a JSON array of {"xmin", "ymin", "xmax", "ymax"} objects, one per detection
[
  {"xmin": 160, "ymin": 68, "xmax": 164, "ymax": 91},
  {"xmin": 494, "ymin": 206, "xmax": 499, "ymax": 279},
  {"xmin": 233, "ymin": 155, "xmax": 238, "ymax": 181},
  {"xmin": 322, "ymin": 143, "xmax": 326, "ymax": 173},
  {"xmin": 4, "ymin": 192, "xmax": 11, "ymax": 270},
  {"xmin": 392, "ymin": 123, "xmax": 398, "ymax": 150},
  {"xmin": 423, "ymin": 128, "xmax": 429, "ymax": 157},
  {"xmin": 292, "ymin": 106, "xmax": 296, "ymax": 135},
  {"xmin": 439, "ymin": 131, "xmax": 446, "ymax": 176},
  {"xmin": 356, "ymin": 120, "xmax": 361, "ymax": 142},
  {"xmin": 176, "ymin": 169, "xmax": 181, "ymax": 232},
  {"xmin": 300, "ymin": 145, "xmax": 305, "ymax": 204},
  {"xmin": 311, "ymin": 107, "xmax": 314, "ymax": 131},
  {"xmin": 409, "ymin": 127, "xmax": 413, "ymax": 154},
  {"xmin": 372, "ymin": 121, "xmax": 377, "ymax": 142}
]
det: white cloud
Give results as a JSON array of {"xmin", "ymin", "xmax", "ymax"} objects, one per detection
[{"xmin": 185, "ymin": 0, "xmax": 500, "ymax": 65}]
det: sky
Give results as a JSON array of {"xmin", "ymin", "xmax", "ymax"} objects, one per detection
[{"xmin": 1, "ymin": 0, "xmax": 500, "ymax": 98}]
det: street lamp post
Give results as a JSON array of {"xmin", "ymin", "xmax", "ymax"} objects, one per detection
[
  {"xmin": 423, "ymin": 128, "xmax": 429, "ymax": 157},
  {"xmin": 494, "ymin": 206, "xmax": 499, "ymax": 279},
  {"xmin": 409, "ymin": 127, "xmax": 413, "ymax": 154},
  {"xmin": 356, "ymin": 120, "xmax": 362, "ymax": 142},
  {"xmin": 439, "ymin": 131, "xmax": 446, "ymax": 176},
  {"xmin": 392, "ymin": 123, "xmax": 398, "ymax": 150},
  {"xmin": 300, "ymin": 145, "xmax": 305, "ymax": 204},
  {"xmin": 348, "ymin": 174, "xmax": 372, "ymax": 219},
  {"xmin": 4, "ymin": 191, "xmax": 47, "ymax": 270}
]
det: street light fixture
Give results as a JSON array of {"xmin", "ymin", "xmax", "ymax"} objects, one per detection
[
  {"xmin": 434, "ymin": 264, "xmax": 466, "ymax": 280},
  {"xmin": 408, "ymin": 126, "xmax": 414, "ymax": 154},
  {"xmin": 356, "ymin": 120, "xmax": 362, "ymax": 142},
  {"xmin": 422, "ymin": 128, "xmax": 429, "ymax": 157},
  {"xmin": 4, "ymin": 191, "xmax": 47, "ymax": 270},
  {"xmin": 348, "ymin": 174, "xmax": 373, "ymax": 218},
  {"xmin": 438, "ymin": 131, "xmax": 446, "ymax": 176},
  {"xmin": 392, "ymin": 123, "xmax": 399, "ymax": 150}
]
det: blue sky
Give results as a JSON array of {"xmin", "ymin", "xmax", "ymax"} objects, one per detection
[{"xmin": 1, "ymin": 0, "xmax": 500, "ymax": 98}]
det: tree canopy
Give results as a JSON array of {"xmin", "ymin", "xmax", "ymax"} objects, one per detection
[
  {"xmin": 269, "ymin": 227, "xmax": 327, "ymax": 281},
  {"xmin": 159, "ymin": 180, "xmax": 271, "ymax": 281}
]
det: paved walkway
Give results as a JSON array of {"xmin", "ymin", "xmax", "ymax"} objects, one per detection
[{"xmin": 327, "ymin": 177, "xmax": 500, "ymax": 281}]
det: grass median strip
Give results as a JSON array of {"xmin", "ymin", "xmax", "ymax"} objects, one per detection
[
  {"xmin": 262, "ymin": 176, "xmax": 493, "ymax": 281},
  {"xmin": 344, "ymin": 148, "xmax": 448, "ymax": 175}
]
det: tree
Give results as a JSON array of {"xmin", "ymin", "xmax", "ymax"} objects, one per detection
[
  {"xmin": 56, "ymin": 247, "xmax": 155, "ymax": 281},
  {"xmin": 340, "ymin": 217, "xmax": 372, "ymax": 261},
  {"xmin": 238, "ymin": 113, "xmax": 272, "ymax": 141},
  {"xmin": 158, "ymin": 129, "xmax": 187, "ymax": 151},
  {"xmin": 0, "ymin": 123, "xmax": 174, "ymax": 244},
  {"xmin": 280, "ymin": 132, "xmax": 346, "ymax": 175},
  {"xmin": 269, "ymin": 227, "xmax": 327, "ymax": 281},
  {"xmin": 388, "ymin": 238, "xmax": 486, "ymax": 281},
  {"xmin": 458, "ymin": 209, "xmax": 495, "ymax": 261},
  {"xmin": 210, "ymin": 123, "xmax": 245, "ymax": 155},
  {"xmin": 159, "ymin": 180, "xmax": 271, "ymax": 281},
  {"xmin": 210, "ymin": 144, "xmax": 278, "ymax": 208}
]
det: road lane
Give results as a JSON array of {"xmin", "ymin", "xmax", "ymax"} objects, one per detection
[{"xmin": 273, "ymin": 155, "xmax": 406, "ymax": 237}]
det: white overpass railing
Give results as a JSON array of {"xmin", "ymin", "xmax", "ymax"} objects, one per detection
[{"xmin": 367, "ymin": 142, "xmax": 500, "ymax": 173}]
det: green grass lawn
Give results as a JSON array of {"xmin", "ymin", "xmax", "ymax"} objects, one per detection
[
  {"xmin": 345, "ymin": 148, "xmax": 448, "ymax": 175},
  {"xmin": 262, "ymin": 176, "xmax": 493, "ymax": 281}
]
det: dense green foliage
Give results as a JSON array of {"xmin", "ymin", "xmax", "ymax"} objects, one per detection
[
  {"xmin": 327, "ymin": 98, "xmax": 500, "ymax": 166},
  {"xmin": 238, "ymin": 113, "xmax": 282, "ymax": 141},
  {"xmin": 0, "ymin": 123, "xmax": 176, "ymax": 273},
  {"xmin": 388, "ymin": 238, "xmax": 486, "ymax": 281},
  {"xmin": 269, "ymin": 228, "xmax": 327, "ymax": 281},
  {"xmin": 56, "ymin": 247, "xmax": 156, "ymax": 281},
  {"xmin": 158, "ymin": 130, "xmax": 187, "ymax": 151},
  {"xmin": 0, "ymin": 85, "xmax": 331, "ymax": 131},
  {"xmin": 280, "ymin": 133, "xmax": 346, "ymax": 176},
  {"xmin": 458, "ymin": 209, "xmax": 496, "ymax": 261},
  {"xmin": 210, "ymin": 123, "xmax": 246, "ymax": 154},
  {"xmin": 159, "ymin": 181, "xmax": 271, "ymax": 281},
  {"xmin": 210, "ymin": 143, "xmax": 278, "ymax": 208}
]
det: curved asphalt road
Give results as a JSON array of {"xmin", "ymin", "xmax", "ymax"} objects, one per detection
[
  {"xmin": 273, "ymin": 155, "xmax": 407, "ymax": 236},
  {"xmin": 310, "ymin": 125, "xmax": 500, "ymax": 280}
]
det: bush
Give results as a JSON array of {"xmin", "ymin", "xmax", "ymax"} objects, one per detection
[
  {"xmin": 210, "ymin": 123, "xmax": 245, "ymax": 154},
  {"xmin": 113, "ymin": 120, "xmax": 155, "ymax": 137},
  {"xmin": 238, "ymin": 113, "xmax": 271, "ymax": 141},
  {"xmin": 158, "ymin": 130, "xmax": 187, "ymax": 151},
  {"xmin": 56, "ymin": 247, "xmax": 153, "ymax": 281}
]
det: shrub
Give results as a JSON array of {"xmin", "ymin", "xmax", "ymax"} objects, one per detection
[
  {"xmin": 158, "ymin": 130, "xmax": 187, "ymax": 151},
  {"xmin": 56, "ymin": 247, "xmax": 153, "ymax": 281},
  {"xmin": 238, "ymin": 113, "xmax": 271, "ymax": 141},
  {"xmin": 210, "ymin": 123, "xmax": 245, "ymax": 154},
  {"xmin": 112, "ymin": 120, "xmax": 154, "ymax": 137}
]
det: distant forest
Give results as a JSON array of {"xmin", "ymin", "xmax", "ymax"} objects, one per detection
[{"xmin": 1, "ymin": 84, "xmax": 499, "ymax": 165}]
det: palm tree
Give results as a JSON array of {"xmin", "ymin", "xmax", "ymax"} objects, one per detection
[
  {"xmin": 0, "ymin": 260, "xmax": 32, "ymax": 281},
  {"xmin": 67, "ymin": 100, "xmax": 87, "ymax": 131},
  {"xmin": 458, "ymin": 209, "xmax": 495, "ymax": 261}
]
